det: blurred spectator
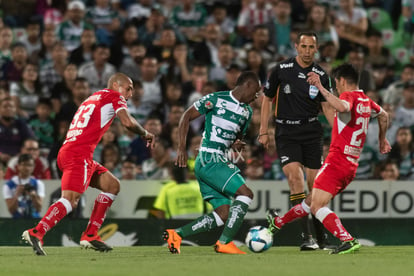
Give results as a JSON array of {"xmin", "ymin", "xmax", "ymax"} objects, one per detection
[
  {"xmin": 382, "ymin": 64, "xmax": 414, "ymax": 107},
  {"xmin": 0, "ymin": 98, "xmax": 34, "ymax": 162},
  {"xmin": 0, "ymin": 27, "xmax": 13, "ymax": 72},
  {"xmin": 85, "ymin": 0, "xmax": 121, "ymax": 45},
  {"xmin": 170, "ymin": 0, "xmax": 207, "ymax": 42},
  {"xmin": 160, "ymin": 104, "xmax": 185, "ymax": 145},
  {"xmin": 125, "ymin": 80, "xmax": 151, "ymax": 124},
  {"xmin": 28, "ymin": 98, "xmax": 54, "ymax": 152},
  {"xmin": 192, "ymin": 23, "xmax": 222, "ymax": 67},
  {"xmin": 43, "ymin": 0, "xmax": 67, "ymax": 29},
  {"xmin": 1, "ymin": 42, "xmax": 28, "ymax": 89},
  {"xmin": 9, "ymin": 62, "xmax": 44, "ymax": 119},
  {"xmin": 306, "ymin": 3, "xmax": 339, "ymax": 49},
  {"xmin": 142, "ymin": 138, "xmax": 170, "ymax": 180},
  {"xmin": 78, "ymin": 44, "xmax": 116, "ymax": 92},
  {"xmin": 138, "ymin": 56, "xmax": 165, "ymax": 112},
  {"xmin": 209, "ymin": 42, "xmax": 235, "ymax": 86},
  {"xmin": 29, "ymin": 27, "xmax": 57, "ymax": 67},
  {"xmin": 237, "ymin": 24, "xmax": 276, "ymax": 69},
  {"xmin": 217, "ymin": 63, "xmax": 242, "ymax": 91},
  {"xmin": 5, "ymin": 138, "xmax": 51, "ymax": 180},
  {"xmin": 56, "ymin": 0, "xmax": 93, "ymax": 51},
  {"xmin": 147, "ymin": 27, "xmax": 178, "ymax": 65},
  {"xmin": 182, "ymin": 62, "xmax": 209, "ymax": 106},
  {"xmin": 347, "ymin": 47, "xmax": 375, "ymax": 92},
  {"xmin": 110, "ymin": 22, "xmax": 139, "ymax": 68},
  {"xmin": 94, "ymin": 127, "xmax": 119, "ymax": 163},
  {"xmin": 39, "ymin": 41, "xmax": 68, "ymax": 96},
  {"xmin": 388, "ymin": 126, "xmax": 414, "ymax": 180},
  {"xmin": 268, "ymin": 0, "xmax": 292, "ymax": 54},
  {"xmin": 128, "ymin": 115, "xmax": 162, "ymax": 164},
  {"xmin": 150, "ymin": 164, "xmax": 207, "ymax": 219},
  {"xmin": 47, "ymin": 120, "xmax": 70, "ymax": 179},
  {"xmin": 18, "ymin": 17, "xmax": 42, "ymax": 56},
  {"xmin": 56, "ymin": 77, "xmax": 90, "ymax": 123},
  {"xmin": 100, "ymin": 143, "xmax": 122, "ymax": 178},
  {"xmin": 355, "ymin": 144, "xmax": 379, "ymax": 179},
  {"xmin": 245, "ymin": 158, "xmax": 264, "ymax": 180},
  {"xmin": 334, "ymin": 0, "xmax": 369, "ymax": 59},
  {"xmin": 120, "ymin": 158, "xmax": 139, "ymax": 180},
  {"xmin": 69, "ymin": 29, "xmax": 97, "ymax": 67},
  {"xmin": 290, "ymin": 0, "xmax": 317, "ymax": 24},
  {"xmin": 163, "ymin": 43, "xmax": 191, "ymax": 83},
  {"xmin": 119, "ymin": 41, "xmax": 146, "ymax": 81},
  {"xmin": 378, "ymin": 159, "xmax": 400, "ymax": 180},
  {"xmin": 245, "ymin": 48, "xmax": 267, "ymax": 84},
  {"xmin": 237, "ymin": 0, "xmax": 273, "ymax": 41},
  {"xmin": 394, "ymin": 81, "xmax": 414, "ymax": 127},
  {"xmin": 3, "ymin": 154, "xmax": 45, "ymax": 218},
  {"xmin": 127, "ymin": 0, "xmax": 153, "ymax": 24},
  {"xmin": 364, "ymin": 29, "xmax": 394, "ymax": 69},
  {"xmin": 50, "ymin": 63, "xmax": 78, "ymax": 114},
  {"xmin": 206, "ymin": 3, "xmax": 235, "ymax": 42}
]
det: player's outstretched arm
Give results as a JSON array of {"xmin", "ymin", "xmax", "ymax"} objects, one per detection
[
  {"xmin": 176, "ymin": 106, "xmax": 202, "ymax": 167},
  {"xmin": 377, "ymin": 110, "xmax": 392, "ymax": 154},
  {"xmin": 258, "ymin": 96, "xmax": 273, "ymax": 149},
  {"xmin": 117, "ymin": 109, "xmax": 155, "ymax": 148}
]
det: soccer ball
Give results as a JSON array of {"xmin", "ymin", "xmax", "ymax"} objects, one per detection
[{"xmin": 245, "ymin": 226, "xmax": 273, "ymax": 253}]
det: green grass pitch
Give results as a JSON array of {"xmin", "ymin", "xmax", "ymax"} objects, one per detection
[{"xmin": 1, "ymin": 246, "xmax": 413, "ymax": 276}]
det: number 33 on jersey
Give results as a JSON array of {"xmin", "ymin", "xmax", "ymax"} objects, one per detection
[{"xmin": 62, "ymin": 89, "xmax": 128, "ymax": 154}]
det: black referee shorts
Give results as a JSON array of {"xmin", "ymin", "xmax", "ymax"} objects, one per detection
[{"xmin": 275, "ymin": 121, "xmax": 323, "ymax": 169}]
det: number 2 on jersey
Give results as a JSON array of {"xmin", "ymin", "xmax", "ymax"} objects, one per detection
[
  {"xmin": 69, "ymin": 104, "xmax": 96, "ymax": 130},
  {"xmin": 350, "ymin": 117, "xmax": 369, "ymax": 147}
]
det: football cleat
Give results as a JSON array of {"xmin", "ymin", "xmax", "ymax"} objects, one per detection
[
  {"xmin": 22, "ymin": 229, "xmax": 47, "ymax": 256},
  {"xmin": 214, "ymin": 241, "xmax": 246, "ymax": 254},
  {"xmin": 80, "ymin": 232, "xmax": 113, "ymax": 252},
  {"xmin": 330, "ymin": 239, "xmax": 361, "ymax": 255},
  {"xmin": 300, "ymin": 234, "xmax": 319, "ymax": 251},
  {"xmin": 163, "ymin": 229, "xmax": 182, "ymax": 254},
  {"xmin": 266, "ymin": 209, "xmax": 281, "ymax": 234}
]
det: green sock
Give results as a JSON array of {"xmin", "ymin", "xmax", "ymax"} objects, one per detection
[
  {"xmin": 176, "ymin": 213, "xmax": 218, "ymax": 238},
  {"xmin": 219, "ymin": 200, "xmax": 249, "ymax": 244}
]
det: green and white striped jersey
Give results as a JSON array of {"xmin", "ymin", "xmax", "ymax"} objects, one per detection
[{"xmin": 194, "ymin": 91, "xmax": 252, "ymax": 155}]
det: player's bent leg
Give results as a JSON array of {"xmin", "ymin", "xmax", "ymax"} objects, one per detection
[
  {"xmin": 22, "ymin": 196, "xmax": 74, "ymax": 255},
  {"xmin": 215, "ymin": 184, "xmax": 252, "ymax": 254},
  {"xmin": 81, "ymin": 171, "xmax": 119, "ymax": 251}
]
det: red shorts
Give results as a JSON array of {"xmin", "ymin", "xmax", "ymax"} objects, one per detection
[
  {"xmin": 313, "ymin": 154, "xmax": 358, "ymax": 197},
  {"xmin": 57, "ymin": 149, "xmax": 108, "ymax": 193}
]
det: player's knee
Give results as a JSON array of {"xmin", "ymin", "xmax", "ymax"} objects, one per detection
[
  {"xmin": 215, "ymin": 205, "xmax": 229, "ymax": 221},
  {"xmin": 310, "ymin": 203, "xmax": 321, "ymax": 215}
]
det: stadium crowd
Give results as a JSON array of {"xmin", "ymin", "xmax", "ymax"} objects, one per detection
[{"xmin": 0, "ymin": 0, "xmax": 414, "ymax": 183}]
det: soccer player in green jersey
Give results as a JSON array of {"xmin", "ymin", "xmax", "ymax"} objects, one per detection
[{"xmin": 163, "ymin": 71, "xmax": 261, "ymax": 254}]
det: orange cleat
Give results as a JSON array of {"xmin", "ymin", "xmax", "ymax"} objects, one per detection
[
  {"xmin": 163, "ymin": 229, "xmax": 182, "ymax": 254},
  {"xmin": 214, "ymin": 241, "xmax": 246, "ymax": 254}
]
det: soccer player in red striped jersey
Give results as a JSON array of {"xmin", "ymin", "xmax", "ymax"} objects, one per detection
[
  {"xmin": 267, "ymin": 63, "xmax": 391, "ymax": 254},
  {"xmin": 22, "ymin": 73, "xmax": 155, "ymax": 255}
]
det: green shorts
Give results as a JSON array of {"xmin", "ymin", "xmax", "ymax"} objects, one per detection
[{"xmin": 195, "ymin": 152, "xmax": 245, "ymax": 209}]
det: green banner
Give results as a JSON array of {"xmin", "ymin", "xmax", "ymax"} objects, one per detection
[{"xmin": 2, "ymin": 218, "xmax": 414, "ymax": 247}]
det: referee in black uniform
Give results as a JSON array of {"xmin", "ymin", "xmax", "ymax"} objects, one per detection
[{"xmin": 259, "ymin": 32, "xmax": 335, "ymax": 250}]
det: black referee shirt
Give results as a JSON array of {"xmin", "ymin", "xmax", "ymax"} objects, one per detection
[{"xmin": 264, "ymin": 57, "xmax": 332, "ymax": 119}]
